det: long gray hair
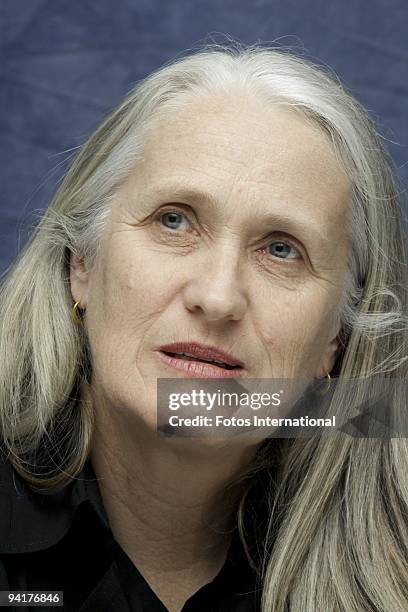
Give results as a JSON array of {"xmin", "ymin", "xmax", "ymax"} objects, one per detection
[{"xmin": 1, "ymin": 40, "xmax": 407, "ymax": 611}]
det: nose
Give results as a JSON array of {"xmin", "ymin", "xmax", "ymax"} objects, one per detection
[{"xmin": 182, "ymin": 248, "xmax": 248, "ymax": 323}]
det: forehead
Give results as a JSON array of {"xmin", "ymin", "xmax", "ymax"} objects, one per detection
[
  {"xmin": 120, "ymin": 92, "xmax": 351, "ymax": 241},
  {"xmin": 139, "ymin": 92, "xmax": 349, "ymax": 189}
]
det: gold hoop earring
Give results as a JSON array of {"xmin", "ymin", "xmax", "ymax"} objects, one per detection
[
  {"xmin": 313, "ymin": 371, "xmax": 331, "ymax": 396},
  {"xmin": 71, "ymin": 300, "xmax": 84, "ymax": 326}
]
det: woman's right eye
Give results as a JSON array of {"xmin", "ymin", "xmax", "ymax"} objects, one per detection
[{"xmin": 159, "ymin": 210, "xmax": 191, "ymax": 231}]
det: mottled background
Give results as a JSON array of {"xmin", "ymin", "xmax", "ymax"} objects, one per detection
[{"xmin": 1, "ymin": 0, "xmax": 407, "ymax": 274}]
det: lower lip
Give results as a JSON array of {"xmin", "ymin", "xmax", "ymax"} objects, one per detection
[{"xmin": 155, "ymin": 351, "xmax": 245, "ymax": 378}]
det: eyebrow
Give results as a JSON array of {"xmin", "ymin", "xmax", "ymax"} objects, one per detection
[{"xmin": 145, "ymin": 184, "xmax": 333, "ymax": 253}]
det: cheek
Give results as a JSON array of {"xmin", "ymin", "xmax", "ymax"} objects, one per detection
[
  {"xmin": 86, "ymin": 241, "xmax": 190, "ymax": 379},
  {"xmin": 254, "ymin": 281, "xmax": 340, "ymax": 367},
  {"xmin": 84, "ymin": 245, "xmax": 178, "ymax": 421},
  {"xmin": 97, "ymin": 243, "xmax": 176, "ymax": 324}
]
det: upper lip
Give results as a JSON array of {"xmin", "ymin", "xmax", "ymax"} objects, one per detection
[{"xmin": 157, "ymin": 341, "xmax": 245, "ymax": 368}]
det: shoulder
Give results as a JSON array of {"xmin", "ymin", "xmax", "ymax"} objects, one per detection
[
  {"xmin": 0, "ymin": 448, "xmax": 82, "ymax": 554},
  {"xmin": 0, "ymin": 450, "xmax": 15, "ymax": 547},
  {"xmin": 0, "ymin": 446, "xmax": 25, "ymax": 517}
]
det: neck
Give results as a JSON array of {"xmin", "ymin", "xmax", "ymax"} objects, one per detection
[{"xmin": 87, "ymin": 388, "xmax": 260, "ymax": 575}]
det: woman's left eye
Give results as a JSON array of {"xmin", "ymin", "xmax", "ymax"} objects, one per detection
[
  {"xmin": 264, "ymin": 240, "xmax": 301, "ymax": 260},
  {"xmin": 160, "ymin": 211, "xmax": 191, "ymax": 231}
]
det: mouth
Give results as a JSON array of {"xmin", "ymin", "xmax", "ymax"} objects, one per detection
[
  {"xmin": 161, "ymin": 350, "xmax": 241, "ymax": 370},
  {"xmin": 155, "ymin": 342, "xmax": 245, "ymax": 378}
]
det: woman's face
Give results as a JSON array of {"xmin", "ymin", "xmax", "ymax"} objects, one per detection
[{"xmin": 70, "ymin": 92, "xmax": 351, "ymax": 431}]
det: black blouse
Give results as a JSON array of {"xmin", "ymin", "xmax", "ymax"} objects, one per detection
[{"xmin": 0, "ymin": 453, "xmax": 262, "ymax": 611}]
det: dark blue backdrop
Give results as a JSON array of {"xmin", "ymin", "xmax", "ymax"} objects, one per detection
[{"xmin": 1, "ymin": 0, "xmax": 407, "ymax": 274}]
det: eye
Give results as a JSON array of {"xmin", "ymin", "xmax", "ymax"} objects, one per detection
[
  {"xmin": 264, "ymin": 240, "xmax": 301, "ymax": 261},
  {"xmin": 159, "ymin": 210, "xmax": 191, "ymax": 231}
]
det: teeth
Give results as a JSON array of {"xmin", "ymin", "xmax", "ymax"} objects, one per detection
[{"xmin": 173, "ymin": 352, "xmax": 228, "ymax": 367}]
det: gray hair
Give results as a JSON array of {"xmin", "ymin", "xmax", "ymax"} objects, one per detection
[{"xmin": 1, "ymin": 40, "xmax": 407, "ymax": 611}]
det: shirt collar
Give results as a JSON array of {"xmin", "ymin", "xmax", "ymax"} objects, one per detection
[{"xmin": 0, "ymin": 449, "xmax": 263, "ymax": 590}]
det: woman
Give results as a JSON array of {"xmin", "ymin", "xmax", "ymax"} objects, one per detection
[{"xmin": 0, "ymin": 41, "xmax": 407, "ymax": 611}]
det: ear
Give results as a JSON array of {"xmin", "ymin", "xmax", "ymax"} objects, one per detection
[
  {"xmin": 69, "ymin": 251, "xmax": 90, "ymax": 308},
  {"xmin": 314, "ymin": 334, "xmax": 340, "ymax": 379}
]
